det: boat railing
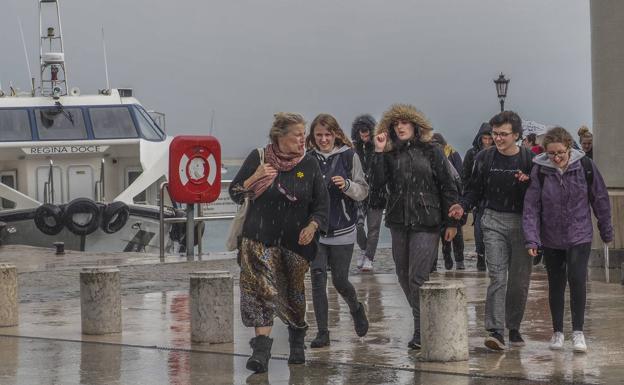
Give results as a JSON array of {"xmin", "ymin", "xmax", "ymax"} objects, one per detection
[{"xmin": 159, "ymin": 181, "xmax": 235, "ymax": 260}]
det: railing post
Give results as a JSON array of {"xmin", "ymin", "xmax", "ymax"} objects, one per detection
[{"xmin": 159, "ymin": 182, "xmax": 168, "ymax": 261}]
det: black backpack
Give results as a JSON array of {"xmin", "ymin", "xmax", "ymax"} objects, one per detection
[{"xmin": 536, "ymin": 156, "xmax": 594, "ymax": 203}]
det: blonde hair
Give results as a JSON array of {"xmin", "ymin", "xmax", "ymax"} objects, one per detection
[
  {"xmin": 306, "ymin": 113, "xmax": 353, "ymax": 150},
  {"xmin": 269, "ymin": 112, "xmax": 306, "ymax": 144}
]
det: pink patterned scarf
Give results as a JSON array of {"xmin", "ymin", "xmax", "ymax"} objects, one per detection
[{"xmin": 248, "ymin": 143, "xmax": 304, "ymax": 199}]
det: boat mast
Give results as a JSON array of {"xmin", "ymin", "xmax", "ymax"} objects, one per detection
[{"xmin": 39, "ymin": 0, "xmax": 69, "ymax": 97}]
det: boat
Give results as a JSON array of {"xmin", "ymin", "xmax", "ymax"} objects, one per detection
[{"xmin": 0, "ymin": 0, "xmax": 182, "ymax": 253}]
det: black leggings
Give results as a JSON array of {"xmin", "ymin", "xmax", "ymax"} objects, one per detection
[
  {"xmin": 310, "ymin": 243, "xmax": 359, "ymax": 331},
  {"xmin": 543, "ymin": 243, "xmax": 591, "ymax": 332}
]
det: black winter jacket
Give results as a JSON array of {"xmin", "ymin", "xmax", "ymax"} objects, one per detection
[
  {"xmin": 354, "ymin": 140, "xmax": 387, "ymax": 209},
  {"xmin": 370, "ymin": 139, "xmax": 459, "ymax": 232}
]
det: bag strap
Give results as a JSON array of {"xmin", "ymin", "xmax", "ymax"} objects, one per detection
[{"xmin": 257, "ymin": 147, "xmax": 265, "ymax": 165}]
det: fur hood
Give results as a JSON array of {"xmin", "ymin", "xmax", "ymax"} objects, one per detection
[
  {"xmin": 374, "ymin": 104, "xmax": 433, "ymax": 152},
  {"xmin": 351, "ymin": 114, "xmax": 377, "ymax": 141}
]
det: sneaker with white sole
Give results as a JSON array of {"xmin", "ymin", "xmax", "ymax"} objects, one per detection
[
  {"xmin": 549, "ymin": 332, "xmax": 564, "ymax": 350},
  {"xmin": 361, "ymin": 258, "xmax": 373, "ymax": 272},
  {"xmin": 572, "ymin": 331, "xmax": 587, "ymax": 353},
  {"xmin": 356, "ymin": 253, "xmax": 366, "ymax": 269}
]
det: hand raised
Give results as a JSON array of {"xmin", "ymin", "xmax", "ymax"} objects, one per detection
[
  {"xmin": 374, "ymin": 133, "xmax": 387, "ymax": 152},
  {"xmin": 448, "ymin": 203, "xmax": 464, "ymax": 220}
]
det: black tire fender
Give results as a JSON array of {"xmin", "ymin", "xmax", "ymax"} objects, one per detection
[
  {"xmin": 63, "ymin": 198, "xmax": 100, "ymax": 236},
  {"xmin": 101, "ymin": 201, "xmax": 129, "ymax": 234},
  {"xmin": 34, "ymin": 203, "xmax": 64, "ymax": 236}
]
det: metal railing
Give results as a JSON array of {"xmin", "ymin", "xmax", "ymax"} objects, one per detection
[{"xmin": 159, "ymin": 181, "xmax": 235, "ymax": 261}]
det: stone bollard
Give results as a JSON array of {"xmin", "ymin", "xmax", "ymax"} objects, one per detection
[
  {"xmin": 0, "ymin": 263, "xmax": 18, "ymax": 327},
  {"xmin": 80, "ymin": 267, "xmax": 121, "ymax": 335},
  {"xmin": 190, "ymin": 271, "xmax": 233, "ymax": 343},
  {"xmin": 420, "ymin": 280, "xmax": 469, "ymax": 362}
]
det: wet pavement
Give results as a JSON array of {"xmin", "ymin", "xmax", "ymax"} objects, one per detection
[{"xmin": 0, "ymin": 244, "xmax": 623, "ymax": 384}]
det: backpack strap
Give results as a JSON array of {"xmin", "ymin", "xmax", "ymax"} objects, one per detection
[
  {"xmin": 580, "ymin": 156, "xmax": 594, "ymax": 203},
  {"xmin": 257, "ymin": 147, "xmax": 265, "ymax": 165},
  {"xmin": 537, "ymin": 156, "xmax": 594, "ymax": 203}
]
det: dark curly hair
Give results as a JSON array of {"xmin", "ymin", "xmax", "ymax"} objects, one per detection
[{"xmin": 489, "ymin": 110, "xmax": 523, "ymax": 138}]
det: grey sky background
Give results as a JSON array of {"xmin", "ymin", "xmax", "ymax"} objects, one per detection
[{"xmin": 1, "ymin": 0, "xmax": 591, "ymax": 157}]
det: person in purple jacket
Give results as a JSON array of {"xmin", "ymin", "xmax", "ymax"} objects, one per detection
[{"xmin": 523, "ymin": 126, "xmax": 613, "ymax": 353}]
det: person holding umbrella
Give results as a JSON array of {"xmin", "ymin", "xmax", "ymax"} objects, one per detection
[{"xmin": 523, "ymin": 126, "xmax": 613, "ymax": 353}]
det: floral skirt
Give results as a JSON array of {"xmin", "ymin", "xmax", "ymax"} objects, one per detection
[{"xmin": 239, "ymin": 237, "xmax": 309, "ymax": 328}]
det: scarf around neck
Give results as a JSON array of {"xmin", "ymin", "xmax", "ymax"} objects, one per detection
[{"xmin": 248, "ymin": 143, "xmax": 304, "ymax": 199}]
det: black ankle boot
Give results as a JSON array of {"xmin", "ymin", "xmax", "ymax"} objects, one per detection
[
  {"xmin": 351, "ymin": 302, "xmax": 369, "ymax": 337},
  {"xmin": 443, "ymin": 254, "xmax": 453, "ymax": 270},
  {"xmin": 287, "ymin": 326, "xmax": 306, "ymax": 364},
  {"xmin": 310, "ymin": 329, "xmax": 330, "ymax": 348},
  {"xmin": 246, "ymin": 335, "xmax": 273, "ymax": 373}
]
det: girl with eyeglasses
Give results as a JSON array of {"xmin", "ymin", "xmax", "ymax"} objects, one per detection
[
  {"xmin": 229, "ymin": 112, "xmax": 329, "ymax": 374},
  {"xmin": 523, "ymin": 126, "xmax": 612, "ymax": 353},
  {"xmin": 305, "ymin": 113, "xmax": 370, "ymax": 348}
]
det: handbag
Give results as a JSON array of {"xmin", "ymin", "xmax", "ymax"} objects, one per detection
[{"xmin": 225, "ymin": 148, "xmax": 264, "ymax": 251}]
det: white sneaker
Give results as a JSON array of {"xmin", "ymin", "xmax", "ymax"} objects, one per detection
[
  {"xmin": 572, "ymin": 331, "xmax": 587, "ymax": 353},
  {"xmin": 361, "ymin": 258, "xmax": 373, "ymax": 272},
  {"xmin": 356, "ymin": 253, "xmax": 366, "ymax": 269},
  {"xmin": 549, "ymin": 332, "xmax": 564, "ymax": 350}
]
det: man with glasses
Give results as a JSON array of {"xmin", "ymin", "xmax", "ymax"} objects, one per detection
[{"xmin": 449, "ymin": 111, "xmax": 534, "ymax": 351}]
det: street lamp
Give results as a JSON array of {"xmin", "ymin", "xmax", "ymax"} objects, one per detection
[{"xmin": 493, "ymin": 73, "xmax": 510, "ymax": 112}]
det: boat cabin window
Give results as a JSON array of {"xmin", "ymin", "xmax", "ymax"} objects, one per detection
[
  {"xmin": 89, "ymin": 107, "xmax": 139, "ymax": 139},
  {"xmin": 36, "ymin": 107, "xmax": 87, "ymax": 140},
  {"xmin": 134, "ymin": 106, "xmax": 165, "ymax": 141},
  {"xmin": 0, "ymin": 109, "xmax": 32, "ymax": 141}
]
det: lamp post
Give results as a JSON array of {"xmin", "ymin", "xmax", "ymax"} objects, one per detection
[{"xmin": 493, "ymin": 73, "xmax": 510, "ymax": 112}]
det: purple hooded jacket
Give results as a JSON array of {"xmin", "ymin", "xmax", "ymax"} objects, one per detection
[{"xmin": 523, "ymin": 149, "xmax": 613, "ymax": 250}]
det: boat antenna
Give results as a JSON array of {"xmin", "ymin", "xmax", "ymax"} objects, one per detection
[
  {"xmin": 101, "ymin": 27, "xmax": 111, "ymax": 90},
  {"xmin": 209, "ymin": 109, "xmax": 216, "ymax": 135},
  {"xmin": 18, "ymin": 17, "xmax": 34, "ymax": 94}
]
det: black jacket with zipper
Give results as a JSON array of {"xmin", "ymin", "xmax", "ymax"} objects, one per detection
[{"xmin": 370, "ymin": 138, "xmax": 459, "ymax": 232}]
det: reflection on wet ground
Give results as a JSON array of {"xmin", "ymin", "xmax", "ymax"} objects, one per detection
[{"xmin": 0, "ymin": 245, "xmax": 623, "ymax": 384}]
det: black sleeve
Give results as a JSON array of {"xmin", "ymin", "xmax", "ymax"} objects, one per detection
[
  {"xmin": 308, "ymin": 161, "xmax": 330, "ymax": 233},
  {"xmin": 431, "ymin": 147, "xmax": 460, "ymax": 226},
  {"xmin": 461, "ymin": 149, "xmax": 475, "ymax": 187},
  {"xmin": 461, "ymin": 149, "xmax": 487, "ymax": 211},
  {"xmin": 228, "ymin": 149, "xmax": 260, "ymax": 204},
  {"xmin": 369, "ymin": 152, "xmax": 389, "ymax": 190}
]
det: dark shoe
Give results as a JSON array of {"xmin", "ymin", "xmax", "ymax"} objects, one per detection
[
  {"xmin": 443, "ymin": 254, "xmax": 453, "ymax": 270},
  {"xmin": 455, "ymin": 260, "xmax": 465, "ymax": 270},
  {"xmin": 484, "ymin": 331, "xmax": 506, "ymax": 351},
  {"xmin": 310, "ymin": 330, "xmax": 330, "ymax": 348},
  {"xmin": 408, "ymin": 331, "xmax": 421, "ymax": 350},
  {"xmin": 476, "ymin": 254, "xmax": 486, "ymax": 271},
  {"xmin": 351, "ymin": 302, "xmax": 369, "ymax": 337},
  {"xmin": 246, "ymin": 335, "xmax": 273, "ymax": 373},
  {"xmin": 287, "ymin": 327, "xmax": 306, "ymax": 364},
  {"xmin": 509, "ymin": 329, "xmax": 525, "ymax": 347}
]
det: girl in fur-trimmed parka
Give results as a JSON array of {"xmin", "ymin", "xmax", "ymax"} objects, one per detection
[
  {"xmin": 306, "ymin": 113, "xmax": 370, "ymax": 348},
  {"xmin": 369, "ymin": 104, "xmax": 460, "ymax": 349}
]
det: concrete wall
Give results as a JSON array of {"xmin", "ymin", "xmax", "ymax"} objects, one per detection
[{"xmin": 591, "ymin": 0, "xmax": 624, "ymax": 188}]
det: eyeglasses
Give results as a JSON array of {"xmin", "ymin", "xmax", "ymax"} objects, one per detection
[
  {"xmin": 491, "ymin": 131, "xmax": 513, "ymax": 138},
  {"xmin": 276, "ymin": 182, "xmax": 298, "ymax": 202},
  {"xmin": 546, "ymin": 151, "xmax": 568, "ymax": 159}
]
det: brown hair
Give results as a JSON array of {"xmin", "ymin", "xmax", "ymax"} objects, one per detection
[
  {"xmin": 578, "ymin": 125, "xmax": 593, "ymax": 139},
  {"xmin": 305, "ymin": 113, "xmax": 353, "ymax": 150},
  {"xmin": 542, "ymin": 126, "xmax": 574, "ymax": 150},
  {"xmin": 269, "ymin": 112, "xmax": 306, "ymax": 144}
]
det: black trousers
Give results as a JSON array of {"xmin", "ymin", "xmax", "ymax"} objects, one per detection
[{"xmin": 543, "ymin": 243, "xmax": 591, "ymax": 332}]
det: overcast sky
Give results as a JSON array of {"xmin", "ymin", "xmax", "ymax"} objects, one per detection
[{"xmin": 0, "ymin": 0, "xmax": 591, "ymax": 157}]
